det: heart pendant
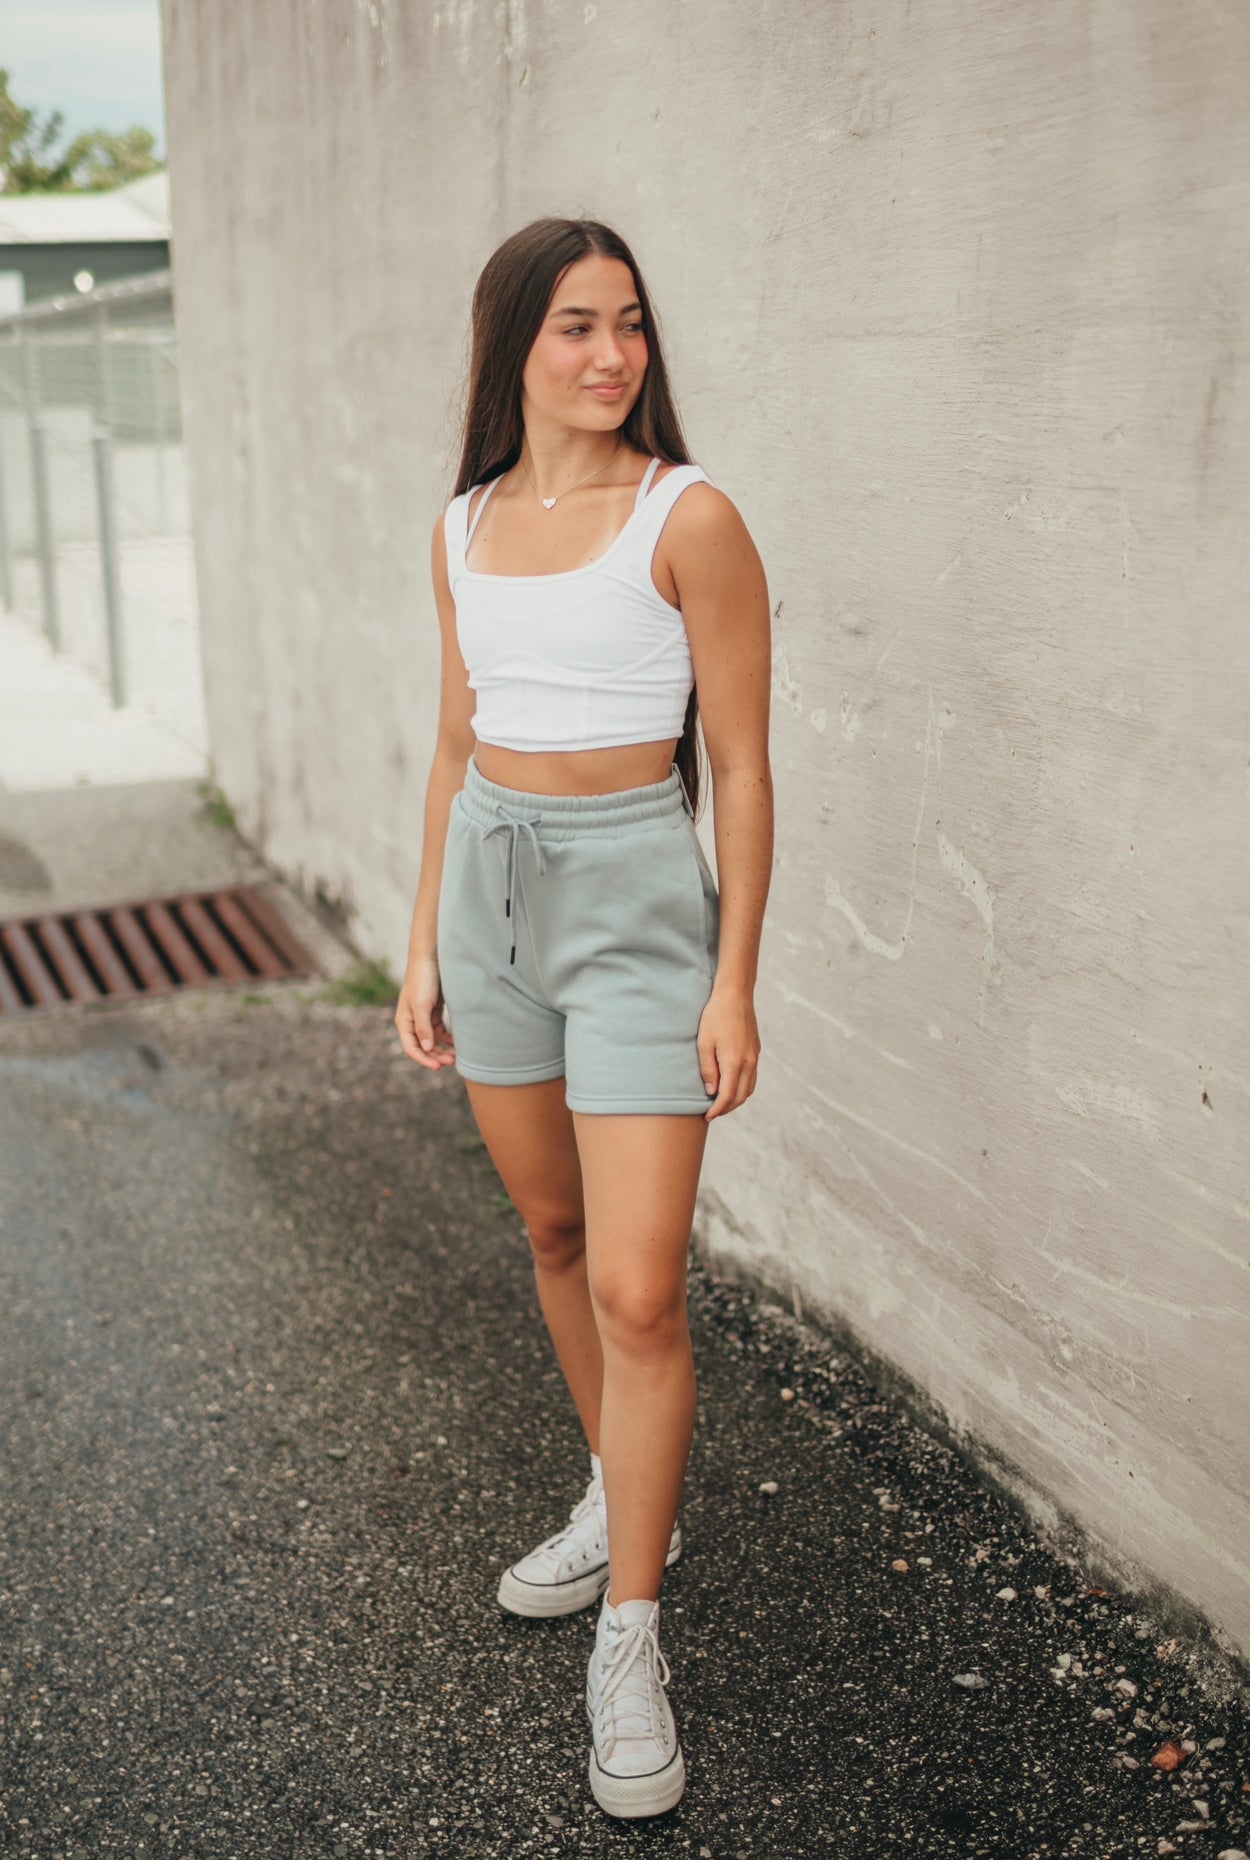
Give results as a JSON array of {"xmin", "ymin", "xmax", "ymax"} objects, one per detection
[{"xmin": 542, "ymin": 496, "xmax": 556, "ymax": 509}]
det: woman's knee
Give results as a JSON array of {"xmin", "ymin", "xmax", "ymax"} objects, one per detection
[
  {"xmin": 589, "ymin": 1270, "xmax": 688, "ymax": 1353},
  {"xmin": 525, "ymin": 1208, "xmax": 587, "ymax": 1274}
]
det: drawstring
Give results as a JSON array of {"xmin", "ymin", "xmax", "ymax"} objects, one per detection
[
  {"xmin": 477, "ymin": 767, "xmax": 686, "ymax": 966},
  {"xmin": 482, "ymin": 808, "xmax": 547, "ymax": 965}
]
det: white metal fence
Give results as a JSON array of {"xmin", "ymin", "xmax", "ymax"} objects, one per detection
[{"xmin": 0, "ymin": 270, "xmax": 207, "ymax": 757}]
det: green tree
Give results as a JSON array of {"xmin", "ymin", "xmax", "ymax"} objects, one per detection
[{"xmin": 0, "ymin": 67, "xmax": 162, "ymax": 194}]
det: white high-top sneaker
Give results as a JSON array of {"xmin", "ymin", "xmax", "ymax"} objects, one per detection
[
  {"xmin": 586, "ymin": 1595, "xmax": 686, "ymax": 1817},
  {"xmin": 497, "ymin": 1455, "xmax": 682, "ymax": 1619}
]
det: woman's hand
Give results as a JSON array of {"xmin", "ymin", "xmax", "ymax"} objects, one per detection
[
  {"xmin": 395, "ymin": 954, "xmax": 457, "ymax": 1070},
  {"xmin": 696, "ymin": 979, "xmax": 761, "ymax": 1121}
]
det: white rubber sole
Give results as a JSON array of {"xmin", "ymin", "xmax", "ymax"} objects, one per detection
[
  {"xmin": 496, "ymin": 1521, "xmax": 682, "ymax": 1619},
  {"xmin": 588, "ymin": 1737, "xmax": 687, "ymax": 1818},
  {"xmin": 584, "ymin": 1668, "xmax": 687, "ymax": 1818}
]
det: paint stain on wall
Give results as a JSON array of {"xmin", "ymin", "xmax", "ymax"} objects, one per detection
[
  {"xmin": 936, "ymin": 829, "xmax": 998, "ymax": 1024},
  {"xmin": 773, "ymin": 641, "xmax": 803, "ymax": 716}
]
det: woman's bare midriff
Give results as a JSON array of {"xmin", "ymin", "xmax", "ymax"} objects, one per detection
[{"xmin": 472, "ymin": 737, "xmax": 682, "ymax": 797}]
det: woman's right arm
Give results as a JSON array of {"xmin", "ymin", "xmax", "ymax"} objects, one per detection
[{"xmin": 394, "ymin": 507, "xmax": 476, "ymax": 1070}]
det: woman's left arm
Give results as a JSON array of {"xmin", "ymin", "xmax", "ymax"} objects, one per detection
[{"xmin": 667, "ymin": 485, "xmax": 774, "ymax": 1122}]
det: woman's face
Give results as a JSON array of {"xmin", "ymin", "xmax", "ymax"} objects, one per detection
[{"xmin": 521, "ymin": 253, "xmax": 649, "ymax": 433}]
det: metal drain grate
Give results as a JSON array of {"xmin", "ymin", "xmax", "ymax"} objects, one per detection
[{"xmin": 0, "ymin": 886, "xmax": 318, "ymax": 1016}]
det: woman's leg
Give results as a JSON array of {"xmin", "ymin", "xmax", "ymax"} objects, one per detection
[
  {"xmin": 573, "ymin": 1111, "xmax": 710, "ymax": 1606},
  {"xmin": 463, "ymin": 1076, "xmax": 604, "ymax": 1451}
]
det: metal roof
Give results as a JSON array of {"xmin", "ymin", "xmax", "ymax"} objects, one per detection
[{"xmin": 0, "ymin": 169, "xmax": 170, "ymax": 247}]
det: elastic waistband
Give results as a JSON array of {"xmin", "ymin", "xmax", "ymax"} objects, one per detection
[{"xmin": 459, "ymin": 753, "xmax": 692, "ymax": 834}]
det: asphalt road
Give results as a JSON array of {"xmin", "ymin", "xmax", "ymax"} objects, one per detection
[{"xmin": 0, "ymin": 985, "xmax": 1246, "ymax": 1859}]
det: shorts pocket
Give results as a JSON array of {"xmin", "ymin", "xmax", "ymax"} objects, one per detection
[
  {"xmin": 438, "ymin": 799, "xmax": 465, "ymax": 905},
  {"xmin": 436, "ymin": 799, "xmax": 472, "ymax": 984},
  {"xmin": 680, "ymin": 820, "xmax": 720, "ymax": 984}
]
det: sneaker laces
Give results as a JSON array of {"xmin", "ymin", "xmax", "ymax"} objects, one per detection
[
  {"xmin": 530, "ymin": 1475, "xmax": 606, "ymax": 1576},
  {"xmin": 595, "ymin": 1614, "xmax": 673, "ymax": 1753}
]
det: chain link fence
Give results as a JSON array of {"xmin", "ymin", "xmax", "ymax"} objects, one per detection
[{"xmin": 0, "ymin": 270, "xmax": 207, "ymax": 757}]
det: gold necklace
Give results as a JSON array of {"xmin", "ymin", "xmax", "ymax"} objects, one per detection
[{"xmin": 520, "ymin": 438, "xmax": 624, "ymax": 510}]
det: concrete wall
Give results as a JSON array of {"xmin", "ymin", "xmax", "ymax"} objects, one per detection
[{"xmin": 160, "ymin": 0, "xmax": 1250, "ymax": 1673}]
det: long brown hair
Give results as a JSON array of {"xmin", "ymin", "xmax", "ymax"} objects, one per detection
[{"xmin": 451, "ymin": 216, "xmax": 706, "ymax": 818}]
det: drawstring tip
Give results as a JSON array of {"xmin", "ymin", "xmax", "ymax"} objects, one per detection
[
  {"xmin": 505, "ymin": 898, "xmax": 511, "ymax": 917},
  {"xmin": 509, "ymin": 943, "xmax": 517, "ymax": 965}
]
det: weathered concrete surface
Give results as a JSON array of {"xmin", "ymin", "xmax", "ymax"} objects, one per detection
[
  {"xmin": 159, "ymin": 0, "xmax": 1250, "ymax": 1669},
  {"xmin": 0, "ymin": 613, "xmax": 204, "ymax": 796},
  {"xmin": 0, "ymin": 778, "xmax": 260, "ymax": 919},
  {"xmin": 1, "ymin": 988, "xmax": 1247, "ymax": 1857},
  {"xmin": 0, "ymin": 775, "xmax": 355, "ymax": 994}
]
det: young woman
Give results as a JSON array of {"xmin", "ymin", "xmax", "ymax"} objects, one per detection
[{"xmin": 395, "ymin": 217, "xmax": 772, "ymax": 1820}]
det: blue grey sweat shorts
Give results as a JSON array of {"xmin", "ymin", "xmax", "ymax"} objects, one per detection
[{"xmin": 436, "ymin": 754, "xmax": 720, "ymax": 1114}]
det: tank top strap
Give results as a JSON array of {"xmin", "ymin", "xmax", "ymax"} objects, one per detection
[
  {"xmin": 633, "ymin": 456, "xmax": 663, "ymax": 510},
  {"xmin": 464, "ymin": 476, "xmax": 499, "ymax": 556},
  {"xmin": 627, "ymin": 461, "xmax": 711, "ymax": 536},
  {"xmin": 444, "ymin": 491, "xmax": 465, "ymax": 582}
]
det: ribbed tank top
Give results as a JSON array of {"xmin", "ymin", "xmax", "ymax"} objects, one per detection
[{"xmin": 444, "ymin": 456, "xmax": 712, "ymax": 753}]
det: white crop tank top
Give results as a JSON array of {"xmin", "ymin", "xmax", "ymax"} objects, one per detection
[{"xmin": 444, "ymin": 456, "xmax": 712, "ymax": 753}]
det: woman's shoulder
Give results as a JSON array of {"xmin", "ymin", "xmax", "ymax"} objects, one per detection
[
  {"xmin": 434, "ymin": 484, "xmax": 475, "ymax": 569},
  {"xmin": 650, "ymin": 468, "xmax": 751, "ymax": 587},
  {"xmin": 439, "ymin": 483, "xmax": 468, "ymax": 524},
  {"xmin": 653, "ymin": 461, "xmax": 737, "ymax": 528},
  {"xmin": 440, "ymin": 479, "xmax": 490, "ymax": 539},
  {"xmin": 643, "ymin": 457, "xmax": 725, "ymax": 508}
]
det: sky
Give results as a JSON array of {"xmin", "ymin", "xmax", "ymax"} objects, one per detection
[{"xmin": 0, "ymin": 0, "xmax": 166, "ymax": 156}]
